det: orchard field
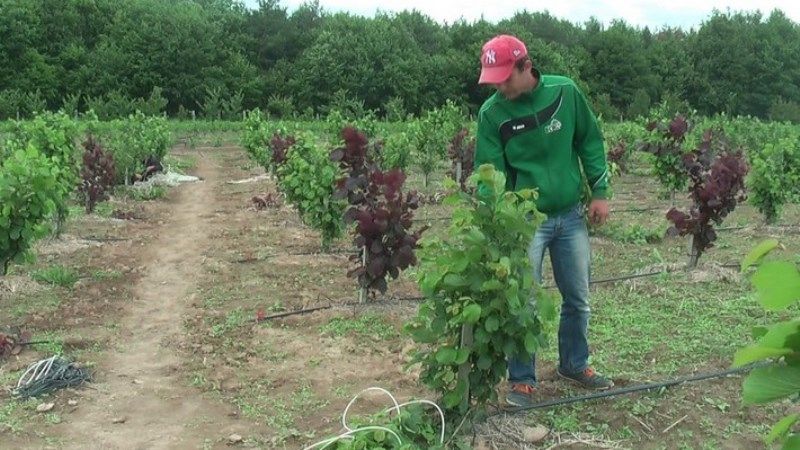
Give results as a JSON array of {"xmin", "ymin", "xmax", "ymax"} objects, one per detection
[{"xmin": 0, "ymin": 108, "xmax": 799, "ymax": 450}]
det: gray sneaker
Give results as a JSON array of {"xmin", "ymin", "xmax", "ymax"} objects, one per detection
[
  {"xmin": 506, "ymin": 383, "xmax": 537, "ymax": 407},
  {"xmin": 557, "ymin": 367, "xmax": 614, "ymax": 390}
]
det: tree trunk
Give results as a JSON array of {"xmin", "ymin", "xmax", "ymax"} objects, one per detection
[
  {"xmin": 687, "ymin": 234, "xmax": 700, "ymax": 269},
  {"xmin": 359, "ymin": 248, "xmax": 368, "ymax": 303}
]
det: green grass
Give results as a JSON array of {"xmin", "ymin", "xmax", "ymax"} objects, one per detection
[
  {"xmin": 0, "ymin": 399, "xmax": 31, "ymax": 433},
  {"xmin": 9, "ymin": 289, "xmax": 61, "ymax": 318},
  {"xmin": 232, "ymin": 381, "xmax": 322, "ymax": 445},
  {"xmin": 92, "ymin": 201, "xmax": 116, "ymax": 218},
  {"xmin": 210, "ymin": 308, "xmax": 246, "ymax": 338},
  {"xmin": 581, "ymin": 277, "xmax": 766, "ymax": 377},
  {"xmin": 592, "ymin": 221, "xmax": 667, "ymax": 245},
  {"xmin": 319, "ymin": 314, "xmax": 399, "ymax": 340},
  {"xmin": 31, "ymin": 331, "xmax": 65, "ymax": 355},
  {"xmin": 162, "ymin": 154, "xmax": 197, "ymax": 174},
  {"xmin": 120, "ymin": 185, "xmax": 166, "ymax": 201},
  {"xmin": 91, "ymin": 269, "xmax": 123, "ymax": 281},
  {"xmin": 68, "ymin": 199, "xmax": 115, "ymax": 218},
  {"xmin": 31, "ymin": 265, "xmax": 80, "ymax": 288}
]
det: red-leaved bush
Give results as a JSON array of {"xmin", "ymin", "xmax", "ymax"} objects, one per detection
[
  {"xmin": 79, "ymin": 135, "xmax": 116, "ymax": 213},
  {"xmin": 666, "ymin": 129, "xmax": 748, "ymax": 267},
  {"xmin": 332, "ymin": 127, "xmax": 426, "ymax": 297}
]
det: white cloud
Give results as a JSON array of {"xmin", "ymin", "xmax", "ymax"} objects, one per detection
[{"xmin": 243, "ymin": 0, "xmax": 800, "ymax": 29}]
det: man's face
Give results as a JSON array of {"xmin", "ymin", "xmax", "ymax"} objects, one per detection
[{"xmin": 492, "ymin": 63, "xmax": 529, "ymax": 100}]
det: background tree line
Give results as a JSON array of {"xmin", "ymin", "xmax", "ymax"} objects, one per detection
[{"xmin": 2, "ymin": 0, "xmax": 800, "ymax": 122}]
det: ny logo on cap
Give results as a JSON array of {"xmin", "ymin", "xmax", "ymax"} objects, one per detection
[
  {"xmin": 485, "ymin": 49, "xmax": 496, "ymax": 65},
  {"xmin": 513, "ymin": 49, "xmax": 521, "ymax": 57}
]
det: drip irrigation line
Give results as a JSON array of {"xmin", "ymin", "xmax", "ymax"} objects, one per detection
[
  {"xmin": 412, "ymin": 207, "xmax": 681, "ymax": 222},
  {"xmin": 235, "ymin": 249, "xmax": 357, "ymax": 263},
  {"xmin": 588, "ymin": 270, "xmax": 665, "ymax": 285},
  {"xmin": 608, "ymin": 206, "xmax": 664, "ymax": 213},
  {"xmin": 258, "ymin": 271, "xmax": 671, "ymax": 318},
  {"xmin": 255, "ymin": 296, "xmax": 428, "ymax": 321},
  {"xmin": 18, "ymin": 340, "xmax": 55, "ymax": 346},
  {"xmin": 256, "ymin": 304, "xmax": 333, "ymax": 321},
  {"xmin": 83, "ymin": 236, "xmax": 130, "ymax": 242},
  {"xmin": 412, "ymin": 216, "xmax": 450, "ymax": 223},
  {"xmin": 254, "ymin": 269, "xmax": 707, "ymax": 322},
  {"xmin": 494, "ymin": 361, "xmax": 770, "ymax": 415},
  {"xmin": 715, "ymin": 226, "xmax": 750, "ymax": 232}
]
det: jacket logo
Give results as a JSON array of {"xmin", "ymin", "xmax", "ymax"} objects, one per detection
[
  {"xmin": 512, "ymin": 124, "xmax": 525, "ymax": 131},
  {"xmin": 545, "ymin": 119, "xmax": 561, "ymax": 134}
]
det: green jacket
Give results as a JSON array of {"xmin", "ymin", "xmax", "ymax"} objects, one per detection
[{"xmin": 474, "ymin": 73, "xmax": 608, "ymax": 215}]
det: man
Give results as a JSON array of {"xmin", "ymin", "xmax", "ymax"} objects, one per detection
[{"xmin": 474, "ymin": 34, "xmax": 613, "ymax": 407}]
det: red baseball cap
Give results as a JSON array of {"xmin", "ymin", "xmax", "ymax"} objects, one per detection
[{"xmin": 478, "ymin": 35, "xmax": 528, "ymax": 84}]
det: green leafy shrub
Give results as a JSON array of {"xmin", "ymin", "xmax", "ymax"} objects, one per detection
[
  {"xmin": 277, "ymin": 134, "xmax": 345, "ymax": 250},
  {"xmin": 0, "ymin": 143, "xmax": 61, "ymax": 275},
  {"xmin": 735, "ymin": 239, "xmax": 800, "ymax": 449},
  {"xmin": 406, "ymin": 165, "xmax": 557, "ymax": 418}
]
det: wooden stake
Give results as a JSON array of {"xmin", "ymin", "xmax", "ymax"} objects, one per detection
[{"xmin": 457, "ymin": 323, "xmax": 473, "ymax": 411}]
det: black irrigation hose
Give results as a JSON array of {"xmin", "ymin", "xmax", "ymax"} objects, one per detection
[
  {"xmin": 413, "ymin": 207, "xmax": 673, "ymax": 222},
  {"xmin": 235, "ymin": 249, "xmax": 357, "ymax": 263},
  {"xmin": 588, "ymin": 271, "xmax": 665, "ymax": 286},
  {"xmin": 84, "ymin": 236, "xmax": 131, "ymax": 242},
  {"xmin": 253, "ymin": 266, "xmax": 748, "ymax": 321},
  {"xmin": 255, "ymin": 295, "xmax": 423, "ymax": 321},
  {"xmin": 256, "ymin": 304, "xmax": 333, "ymax": 321},
  {"xmin": 495, "ymin": 361, "xmax": 771, "ymax": 415},
  {"xmin": 412, "ymin": 216, "xmax": 450, "ymax": 222},
  {"xmin": 716, "ymin": 226, "xmax": 750, "ymax": 232},
  {"xmin": 389, "ymin": 271, "xmax": 665, "ymax": 297},
  {"xmin": 608, "ymin": 206, "xmax": 664, "ymax": 213},
  {"xmin": 258, "ymin": 271, "xmax": 666, "ymax": 322},
  {"xmin": 14, "ymin": 357, "xmax": 93, "ymax": 399},
  {"xmin": 18, "ymin": 340, "xmax": 55, "ymax": 346}
]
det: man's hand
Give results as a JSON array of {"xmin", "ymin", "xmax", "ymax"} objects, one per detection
[{"xmin": 588, "ymin": 199, "xmax": 609, "ymax": 225}]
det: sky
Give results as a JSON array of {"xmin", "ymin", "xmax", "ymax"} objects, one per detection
[{"xmin": 241, "ymin": 0, "xmax": 800, "ymax": 30}]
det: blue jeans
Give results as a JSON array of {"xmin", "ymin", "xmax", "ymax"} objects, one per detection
[{"xmin": 508, "ymin": 203, "xmax": 591, "ymax": 385}]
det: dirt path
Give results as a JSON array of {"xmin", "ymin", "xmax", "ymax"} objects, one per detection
[{"xmin": 57, "ymin": 152, "xmax": 250, "ymax": 449}]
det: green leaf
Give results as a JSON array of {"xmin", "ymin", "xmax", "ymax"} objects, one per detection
[
  {"xmin": 443, "ymin": 390, "xmax": 463, "ymax": 408},
  {"xmin": 767, "ymin": 414, "xmax": 800, "ymax": 445},
  {"xmin": 435, "ymin": 347, "xmax": 457, "ymax": 365},
  {"xmin": 442, "ymin": 273, "xmax": 469, "ymax": 288},
  {"xmin": 742, "ymin": 239, "xmax": 779, "ymax": 271},
  {"xmin": 537, "ymin": 291, "xmax": 558, "ymax": 321},
  {"xmin": 485, "ymin": 316, "xmax": 500, "ymax": 333},
  {"xmin": 420, "ymin": 271, "xmax": 444, "ymax": 295},
  {"xmin": 782, "ymin": 434, "xmax": 800, "ymax": 450},
  {"xmin": 476, "ymin": 354, "xmax": 492, "ymax": 370},
  {"xmin": 461, "ymin": 304, "xmax": 481, "ymax": 324},
  {"xmin": 734, "ymin": 345, "xmax": 792, "ymax": 366},
  {"xmin": 455, "ymin": 348, "xmax": 470, "ymax": 365},
  {"xmin": 753, "ymin": 326, "xmax": 770, "ymax": 339},
  {"xmin": 752, "ymin": 261, "xmax": 800, "ymax": 311},
  {"xmin": 408, "ymin": 325, "xmax": 437, "ymax": 344},
  {"xmin": 757, "ymin": 320, "xmax": 800, "ymax": 349},
  {"xmin": 743, "ymin": 364, "xmax": 800, "ymax": 404},
  {"xmin": 480, "ymin": 280, "xmax": 503, "ymax": 291},
  {"xmin": 524, "ymin": 332, "xmax": 538, "ymax": 354}
]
